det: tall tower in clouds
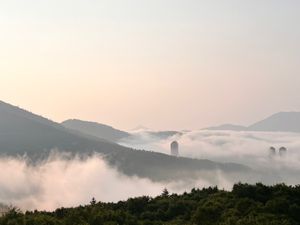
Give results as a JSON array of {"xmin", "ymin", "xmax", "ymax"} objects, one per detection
[{"xmin": 170, "ymin": 141, "xmax": 179, "ymax": 157}]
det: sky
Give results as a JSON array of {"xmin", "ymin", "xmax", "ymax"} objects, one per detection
[{"xmin": 0, "ymin": 0, "xmax": 300, "ymax": 130}]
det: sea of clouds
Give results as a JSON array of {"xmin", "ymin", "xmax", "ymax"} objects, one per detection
[
  {"xmin": 0, "ymin": 152, "xmax": 225, "ymax": 211},
  {"xmin": 1, "ymin": 130, "xmax": 300, "ymax": 211},
  {"xmin": 121, "ymin": 130, "xmax": 300, "ymax": 170},
  {"xmin": 120, "ymin": 130, "xmax": 300, "ymax": 185}
]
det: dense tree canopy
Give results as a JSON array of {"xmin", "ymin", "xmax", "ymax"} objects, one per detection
[{"xmin": 1, "ymin": 183, "xmax": 300, "ymax": 225}]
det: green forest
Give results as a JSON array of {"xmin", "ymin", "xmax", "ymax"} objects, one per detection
[{"xmin": 1, "ymin": 183, "xmax": 300, "ymax": 225}]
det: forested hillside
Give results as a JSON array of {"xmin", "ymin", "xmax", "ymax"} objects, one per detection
[{"xmin": 2, "ymin": 183, "xmax": 300, "ymax": 225}]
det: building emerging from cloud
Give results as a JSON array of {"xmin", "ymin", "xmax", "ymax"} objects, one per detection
[
  {"xmin": 268, "ymin": 146, "xmax": 288, "ymax": 158},
  {"xmin": 170, "ymin": 141, "xmax": 179, "ymax": 157},
  {"xmin": 279, "ymin": 147, "xmax": 287, "ymax": 157},
  {"xmin": 269, "ymin": 146, "xmax": 276, "ymax": 157}
]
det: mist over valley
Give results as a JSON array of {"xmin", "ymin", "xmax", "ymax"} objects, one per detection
[{"xmin": 0, "ymin": 101, "xmax": 300, "ymax": 212}]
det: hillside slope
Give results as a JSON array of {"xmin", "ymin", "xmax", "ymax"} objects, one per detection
[
  {"xmin": 62, "ymin": 119, "xmax": 130, "ymax": 142},
  {"xmin": 0, "ymin": 100, "xmax": 251, "ymax": 182},
  {"xmin": 204, "ymin": 112, "xmax": 300, "ymax": 133},
  {"xmin": 248, "ymin": 112, "xmax": 300, "ymax": 132}
]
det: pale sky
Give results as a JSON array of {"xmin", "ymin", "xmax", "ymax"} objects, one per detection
[{"xmin": 0, "ymin": 0, "xmax": 300, "ymax": 130}]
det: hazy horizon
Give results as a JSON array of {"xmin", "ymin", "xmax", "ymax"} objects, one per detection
[
  {"xmin": 1, "ymin": 0, "xmax": 300, "ymax": 130},
  {"xmin": 2, "ymin": 2, "xmax": 300, "ymax": 223}
]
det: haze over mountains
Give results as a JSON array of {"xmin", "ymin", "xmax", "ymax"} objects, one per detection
[
  {"xmin": 1, "ymin": 99, "xmax": 300, "ymax": 185},
  {"xmin": 0, "ymin": 100, "xmax": 123, "ymax": 155},
  {"xmin": 62, "ymin": 112, "xmax": 300, "ymax": 141},
  {"xmin": 58, "ymin": 109, "xmax": 300, "ymax": 185},
  {"xmin": 0, "ymin": 100, "xmax": 248, "ymax": 183},
  {"xmin": 62, "ymin": 119, "xmax": 182, "ymax": 143},
  {"xmin": 249, "ymin": 112, "xmax": 300, "ymax": 132},
  {"xmin": 205, "ymin": 112, "xmax": 300, "ymax": 132},
  {"xmin": 1, "ymin": 100, "xmax": 300, "ymax": 210},
  {"xmin": 62, "ymin": 119, "xmax": 130, "ymax": 142}
]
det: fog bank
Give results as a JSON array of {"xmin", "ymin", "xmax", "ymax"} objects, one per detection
[
  {"xmin": 2, "ymin": 130, "xmax": 300, "ymax": 211},
  {"xmin": 121, "ymin": 130, "xmax": 300, "ymax": 183},
  {"xmin": 0, "ymin": 152, "xmax": 231, "ymax": 211}
]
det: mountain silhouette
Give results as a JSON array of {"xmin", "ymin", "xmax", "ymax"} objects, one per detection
[
  {"xmin": 0, "ymin": 100, "xmax": 250, "ymax": 182},
  {"xmin": 205, "ymin": 112, "xmax": 300, "ymax": 133},
  {"xmin": 62, "ymin": 119, "xmax": 130, "ymax": 142},
  {"xmin": 248, "ymin": 112, "xmax": 300, "ymax": 132},
  {"xmin": 62, "ymin": 119, "xmax": 182, "ymax": 142}
]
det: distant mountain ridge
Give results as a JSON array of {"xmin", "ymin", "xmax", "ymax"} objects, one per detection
[
  {"xmin": 0, "ymin": 100, "xmax": 250, "ymax": 182},
  {"xmin": 62, "ymin": 119, "xmax": 130, "ymax": 142},
  {"xmin": 248, "ymin": 112, "xmax": 300, "ymax": 132},
  {"xmin": 204, "ymin": 124, "xmax": 247, "ymax": 131},
  {"xmin": 0, "ymin": 100, "xmax": 119, "ymax": 154},
  {"xmin": 62, "ymin": 119, "xmax": 182, "ymax": 142},
  {"xmin": 205, "ymin": 112, "xmax": 300, "ymax": 133}
]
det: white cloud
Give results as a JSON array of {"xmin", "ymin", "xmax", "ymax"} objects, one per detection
[
  {"xmin": 1, "ymin": 130, "xmax": 300, "ymax": 211},
  {"xmin": 121, "ymin": 130, "xmax": 300, "ymax": 183},
  {"xmin": 0, "ymin": 152, "xmax": 229, "ymax": 211}
]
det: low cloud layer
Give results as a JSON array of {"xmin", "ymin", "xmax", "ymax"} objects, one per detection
[
  {"xmin": 121, "ymin": 130, "xmax": 300, "ymax": 183},
  {"xmin": 0, "ymin": 152, "xmax": 230, "ymax": 211},
  {"xmin": 1, "ymin": 130, "xmax": 300, "ymax": 211},
  {"xmin": 0, "ymin": 153, "xmax": 158, "ymax": 211}
]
